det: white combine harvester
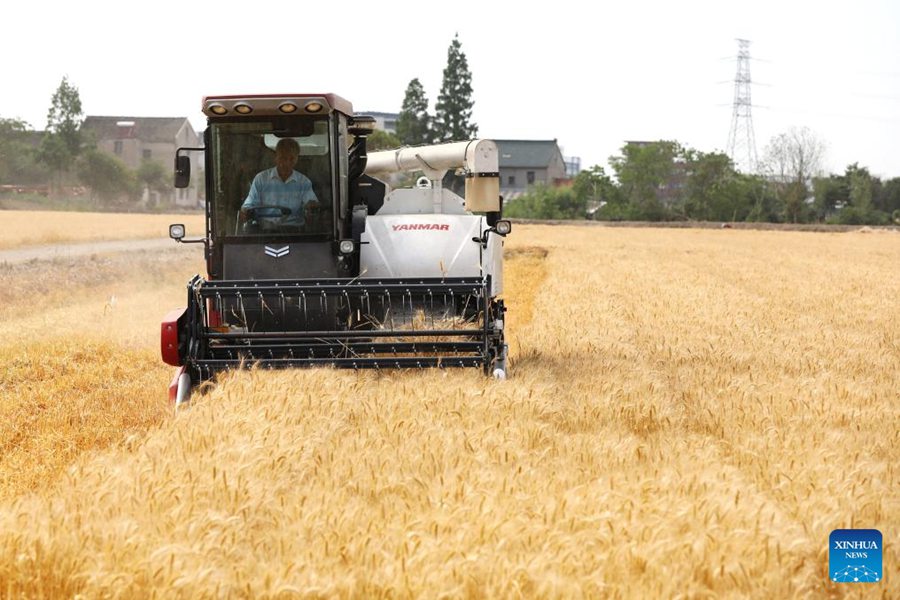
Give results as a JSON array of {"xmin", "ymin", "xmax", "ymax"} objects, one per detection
[{"xmin": 161, "ymin": 93, "xmax": 511, "ymax": 404}]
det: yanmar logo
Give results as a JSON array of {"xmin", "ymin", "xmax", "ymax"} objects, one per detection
[{"xmin": 392, "ymin": 223, "xmax": 449, "ymax": 231}]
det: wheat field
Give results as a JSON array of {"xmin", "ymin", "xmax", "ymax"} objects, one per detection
[
  {"xmin": 0, "ymin": 225, "xmax": 897, "ymax": 598},
  {"xmin": 0, "ymin": 210, "xmax": 205, "ymax": 249}
]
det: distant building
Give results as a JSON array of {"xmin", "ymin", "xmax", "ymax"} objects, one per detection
[
  {"xmin": 563, "ymin": 155, "xmax": 582, "ymax": 178},
  {"xmin": 496, "ymin": 139, "xmax": 569, "ymax": 199},
  {"xmin": 81, "ymin": 116, "xmax": 202, "ymax": 206},
  {"xmin": 357, "ymin": 111, "xmax": 399, "ymax": 134}
]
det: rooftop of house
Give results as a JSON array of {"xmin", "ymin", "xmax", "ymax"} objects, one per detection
[
  {"xmin": 81, "ymin": 116, "xmax": 193, "ymax": 143},
  {"xmin": 495, "ymin": 139, "xmax": 562, "ymax": 168}
]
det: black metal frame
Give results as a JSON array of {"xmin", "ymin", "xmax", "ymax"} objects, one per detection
[{"xmin": 181, "ymin": 275, "xmax": 506, "ymax": 383}]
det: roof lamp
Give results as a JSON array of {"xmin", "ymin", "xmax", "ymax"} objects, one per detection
[
  {"xmin": 208, "ymin": 103, "xmax": 228, "ymax": 115},
  {"xmin": 305, "ymin": 101, "xmax": 324, "ymax": 113},
  {"xmin": 278, "ymin": 102, "xmax": 298, "ymax": 113},
  {"xmin": 234, "ymin": 103, "xmax": 253, "ymax": 114}
]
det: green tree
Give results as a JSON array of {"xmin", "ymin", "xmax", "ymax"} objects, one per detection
[
  {"xmin": 781, "ymin": 180, "xmax": 811, "ymax": 223},
  {"xmin": 571, "ymin": 165, "xmax": 621, "ymax": 218},
  {"xmin": 879, "ymin": 177, "xmax": 900, "ymax": 217},
  {"xmin": 0, "ymin": 117, "xmax": 45, "ymax": 184},
  {"xmin": 820, "ymin": 164, "xmax": 892, "ymax": 225},
  {"xmin": 38, "ymin": 77, "xmax": 84, "ymax": 187},
  {"xmin": 504, "ymin": 184, "xmax": 586, "ymax": 220},
  {"xmin": 396, "ymin": 78, "xmax": 431, "ymax": 145},
  {"xmin": 609, "ymin": 141, "xmax": 681, "ymax": 221},
  {"xmin": 847, "ymin": 163, "xmax": 874, "ymax": 211},
  {"xmin": 812, "ymin": 174, "xmax": 848, "ymax": 222},
  {"xmin": 742, "ymin": 174, "xmax": 782, "ymax": 222},
  {"xmin": 366, "ymin": 129, "xmax": 401, "ymax": 151},
  {"xmin": 572, "ymin": 165, "xmax": 618, "ymax": 203},
  {"xmin": 433, "ymin": 34, "xmax": 477, "ymax": 143},
  {"xmin": 680, "ymin": 150, "xmax": 754, "ymax": 221},
  {"xmin": 77, "ymin": 149, "xmax": 137, "ymax": 205}
]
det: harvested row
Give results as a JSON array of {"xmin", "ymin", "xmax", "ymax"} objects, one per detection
[{"xmin": 0, "ymin": 246, "xmax": 205, "ymax": 501}]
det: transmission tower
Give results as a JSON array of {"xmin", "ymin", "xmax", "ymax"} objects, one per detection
[{"xmin": 726, "ymin": 39, "xmax": 758, "ymax": 173}]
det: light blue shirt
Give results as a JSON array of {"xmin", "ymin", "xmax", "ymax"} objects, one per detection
[{"xmin": 241, "ymin": 167, "xmax": 318, "ymax": 226}]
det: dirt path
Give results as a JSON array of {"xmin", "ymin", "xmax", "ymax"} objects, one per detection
[{"xmin": 0, "ymin": 238, "xmax": 194, "ymax": 265}]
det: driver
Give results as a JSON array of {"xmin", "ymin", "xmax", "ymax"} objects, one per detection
[{"xmin": 239, "ymin": 138, "xmax": 319, "ymax": 230}]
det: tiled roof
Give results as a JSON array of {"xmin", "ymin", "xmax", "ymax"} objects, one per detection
[
  {"xmin": 495, "ymin": 139, "xmax": 562, "ymax": 168},
  {"xmin": 81, "ymin": 116, "xmax": 191, "ymax": 143}
]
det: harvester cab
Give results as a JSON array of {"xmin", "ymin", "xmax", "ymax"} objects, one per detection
[{"xmin": 162, "ymin": 93, "xmax": 510, "ymax": 405}]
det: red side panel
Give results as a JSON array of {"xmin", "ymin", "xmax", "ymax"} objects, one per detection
[
  {"xmin": 161, "ymin": 308, "xmax": 187, "ymax": 366},
  {"xmin": 206, "ymin": 299, "xmax": 221, "ymax": 328}
]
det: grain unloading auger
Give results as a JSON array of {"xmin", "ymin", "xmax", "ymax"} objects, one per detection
[{"xmin": 161, "ymin": 94, "xmax": 510, "ymax": 404}]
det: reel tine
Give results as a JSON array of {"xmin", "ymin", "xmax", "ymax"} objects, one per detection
[
  {"xmin": 386, "ymin": 289, "xmax": 394, "ymax": 332},
  {"xmin": 343, "ymin": 290, "xmax": 351, "ymax": 327},
  {"xmin": 429, "ymin": 288, "xmax": 435, "ymax": 329},
  {"xmin": 237, "ymin": 291, "xmax": 248, "ymax": 330},
  {"xmin": 450, "ymin": 290, "xmax": 456, "ymax": 329},
  {"xmin": 300, "ymin": 291, "xmax": 308, "ymax": 331},
  {"xmin": 409, "ymin": 288, "xmax": 415, "ymax": 330}
]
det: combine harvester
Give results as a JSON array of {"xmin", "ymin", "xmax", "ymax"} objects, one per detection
[{"xmin": 161, "ymin": 93, "xmax": 511, "ymax": 404}]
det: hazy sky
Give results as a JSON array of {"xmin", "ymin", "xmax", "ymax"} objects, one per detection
[{"xmin": 3, "ymin": 0, "xmax": 898, "ymax": 177}]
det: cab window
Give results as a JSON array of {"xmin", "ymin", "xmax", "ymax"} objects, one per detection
[{"xmin": 209, "ymin": 118, "xmax": 333, "ymax": 238}]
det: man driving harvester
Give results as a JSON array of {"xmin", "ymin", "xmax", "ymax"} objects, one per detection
[{"xmin": 239, "ymin": 137, "xmax": 319, "ymax": 232}]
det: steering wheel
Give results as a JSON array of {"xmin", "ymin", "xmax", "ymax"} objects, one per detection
[{"xmin": 239, "ymin": 205, "xmax": 293, "ymax": 234}]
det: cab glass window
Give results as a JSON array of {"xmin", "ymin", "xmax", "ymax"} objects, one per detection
[{"xmin": 209, "ymin": 117, "xmax": 333, "ymax": 238}]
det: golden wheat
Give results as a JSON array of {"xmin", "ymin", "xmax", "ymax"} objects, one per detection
[
  {"xmin": 0, "ymin": 210, "xmax": 205, "ymax": 249},
  {"xmin": 0, "ymin": 245, "xmax": 206, "ymax": 501},
  {"xmin": 0, "ymin": 225, "xmax": 897, "ymax": 598}
]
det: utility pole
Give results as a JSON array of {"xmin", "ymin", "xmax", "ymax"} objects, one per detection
[{"xmin": 726, "ymin": 39, "xmax": 758, "ymax": 173}]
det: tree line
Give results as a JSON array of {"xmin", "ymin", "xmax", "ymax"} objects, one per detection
[
  {"xmin": 505, "ymin": 133, "xmax": 900, "ymax": 226},
  {"xmin": 6, "ymin": 47, "xmax": 897, "ymax": 224},
  {"xmin": 0, "ymin": 77, "xmax": 175, "ymax": 207}
]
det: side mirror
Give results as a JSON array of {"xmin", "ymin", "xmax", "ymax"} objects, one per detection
[
  {"xmin": 174, "ymin": 155, "xmax": 191, "ymax": 188},
  {"xmin": 169, "ymin": 223, "xmax": 185, "ymax": 241}
]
